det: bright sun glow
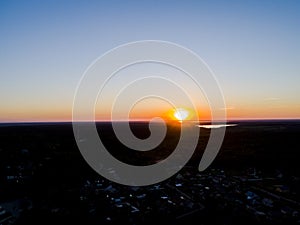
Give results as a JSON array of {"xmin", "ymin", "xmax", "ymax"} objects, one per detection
[{"xmin": 174, "ymin": 108, "xmax": 189, "ymax": 122}]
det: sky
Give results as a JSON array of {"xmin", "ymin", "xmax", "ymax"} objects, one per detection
[{"xmin": 1, "ymin": 0, "xmax": 300, "ymax": 122}]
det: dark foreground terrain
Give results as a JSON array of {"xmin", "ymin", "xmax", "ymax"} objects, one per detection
[{"xmin": 0, "ymin": 120, "xmax": 299, "ymax": 224}]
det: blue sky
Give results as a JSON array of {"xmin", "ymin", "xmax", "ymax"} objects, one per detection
[{"xmin": 1, "ymin": 0, "xmax": 299, "ymax": 121}]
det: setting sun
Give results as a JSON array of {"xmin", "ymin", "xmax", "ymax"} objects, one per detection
[{"xmin": 173, "ymin": 108, "xmax": 190, "ymax": 122}]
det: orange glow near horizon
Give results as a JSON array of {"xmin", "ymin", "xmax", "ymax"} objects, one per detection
[{"xmin": 0, "ymin": 103, "xmax": 300, "ymax": 122}]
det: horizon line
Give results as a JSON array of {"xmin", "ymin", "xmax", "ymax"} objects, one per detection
[{"xmin": 0, "ymin": 118, "xmax": 300, "ymax": 124}]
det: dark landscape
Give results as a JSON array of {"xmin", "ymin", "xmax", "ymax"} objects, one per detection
[{"xmin": 0, "ymin": 120, "xmax": 299, "ymax": 224}]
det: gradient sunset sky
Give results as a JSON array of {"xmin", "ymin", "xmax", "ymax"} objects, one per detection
[{"xmin": 1, "ymin": 0, "xmax": 299, "ymax": 122}]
